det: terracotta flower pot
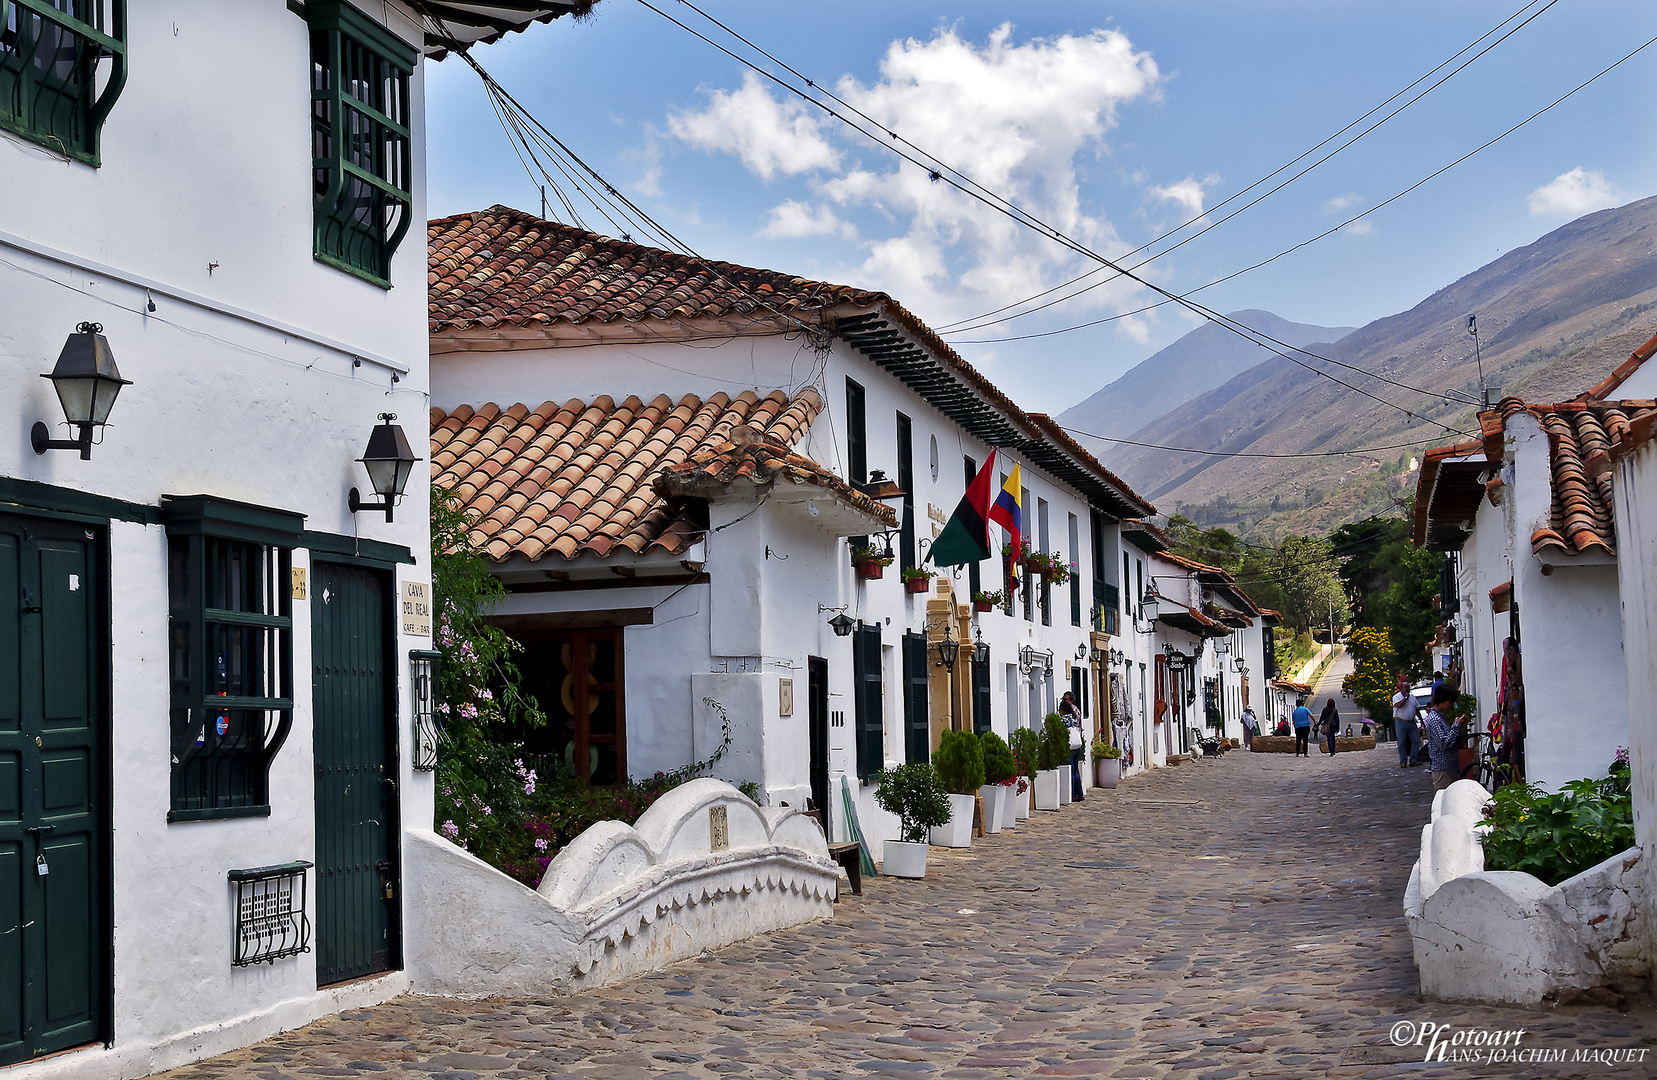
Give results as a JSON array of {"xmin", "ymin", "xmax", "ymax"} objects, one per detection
[
  {"xmin": 904, "ymin": 577, "xmax": 930, "ymax": 594},
  {"xmin": 973, "ymin": 600, "xmax": 993, "ymax": 612},
  {"xmin": 854, "ymin": 559, "xmax": 885, "ymax": 580}
]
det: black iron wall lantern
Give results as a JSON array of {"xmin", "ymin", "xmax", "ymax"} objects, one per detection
[
  {"xmin": 935, "ymin": 626, "xmax": 960, "ymax": 673},
  {"xmin": 410, "ymin": 649, "xmax": 442, "ymax": 771},
  {"xmin": 827, "ymin": 611, "xmax": 856, "ymax": 637},
  {"xmin": 973, "ymin": 627, "xmax": 989, "ymax": 665},
  {"xmin": 349, "ymin": 413, "xmax": 419, "ymax": 523},
  {"xmin": 32, "ymin": 322, "xmax": 132, "ymax": 460}
]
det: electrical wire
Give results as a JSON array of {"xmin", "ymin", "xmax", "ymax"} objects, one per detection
[
  {"xmin": 936, "ymin": 0, "xmax": 1562, "ymax": 334},
  {"xmin": 1059, "ymin": 425, "xmax": 1432, "ymax": 460}
]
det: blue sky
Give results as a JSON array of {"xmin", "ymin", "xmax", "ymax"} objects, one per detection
[{"xmin": 426, "ymin": 1, "xmax": 1657, "ymax": 413}]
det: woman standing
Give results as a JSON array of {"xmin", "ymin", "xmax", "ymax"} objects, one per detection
[
  {"xmin": 1320, "ymin": 698, "xmax": 1340, "ymax": 756},
  {"xmin": 1060, "ymin": 691, "xmax": 1085, "ymax": 800}
]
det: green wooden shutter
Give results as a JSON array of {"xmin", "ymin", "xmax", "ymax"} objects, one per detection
[
  {"xmin": 971, "ymin": 653, "xmax": 992, "ymax": 735},
  {"xmin": 903, "ymin": 632, "xmax": 929, "ymax": 764},
  {"xmin": 853, "ymin": 624, "xmax": 882, "ymax": 780},
  {"xmin": 896, "ymin": 413, "xmax": 914, "ymax": 572}
]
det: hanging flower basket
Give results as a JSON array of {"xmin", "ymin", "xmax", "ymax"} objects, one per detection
[
  {"xmin": 855, "ymin": 559, "xmax": 886, "ymax": 580},
  {"xmin": 901, "ymin": 567, "xmax": 935, "ymax": 594},
  {"xmin": 972, "ymin": 589, "xmax": 1004, "ymax": 612}
]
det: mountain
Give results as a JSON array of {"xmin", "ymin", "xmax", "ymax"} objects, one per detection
[
  {"xmin": 1072, "ymin": 195, "xmax": 1657, "ymax": 541},
  {"xmin": 1060, "ymin": 310, "xmax": 1356, "ymax": 441}
]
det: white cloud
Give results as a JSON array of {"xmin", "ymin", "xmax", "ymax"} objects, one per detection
[
  {"xmin": 1323, "ymin": 192, "xmax": 1362, "ymax": 214},
  {"xmin": 1148, "ymin": 174, "xmax": 1220, "ymax": 220},
  {"xmin": 758, "ymin": 200, "xmax": 857, "ymax": 240},
  {"xmin": 1344, "ymin": 219, "xmax": 1374, "ymax": 236},
  {"xmin": 667, "ymin": 71, "xmax": 839, "ymax": 180},
  {"xmin": 1528, "ymin": 167, "xmax": 1620, "ymax": 218},
  {"xmin": 664, "ymin": 23, "xmax": 1162, "ymax": 327}
]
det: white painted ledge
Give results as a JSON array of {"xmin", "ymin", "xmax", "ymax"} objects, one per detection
[
  {"xmin": 407, "ymin": 778, "xmax": 837, "ymax": 997},
  {"xmin": 1405, "ymin": 779, "xmax": 1648, "ymax": 1004}
]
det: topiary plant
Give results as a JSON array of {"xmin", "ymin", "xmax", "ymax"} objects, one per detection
[
  {"xmin": 1039, "ymin": 712, "xmax": 1069, "ymax": 771},
  {"xmin": 933, "ymin": 729, "xmax": 985, "ymax": 795},
  {"xmin": 873, "ymin": 762, "xmax": 953, "ymax": 844},
  {"xmin": 1009, "ymin": 727, "xmax": 1040, "ymax": 780},
  {"xmin": 979, "ymin": 730, "xmax": 1015, "ymax": 786}
]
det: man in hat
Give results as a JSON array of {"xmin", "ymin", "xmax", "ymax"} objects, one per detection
[{"xmin": 1392, "ymin": 689, "xmax": 1420, "ymax": 768}]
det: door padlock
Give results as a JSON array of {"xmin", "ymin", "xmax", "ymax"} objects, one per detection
[
  {"xmin": 383, "ymin": 882, "xmax": 394, "ymax": 899},
  {"xmin": 35, "ymin": 855, "xmax": 48, "ymax": 877}
]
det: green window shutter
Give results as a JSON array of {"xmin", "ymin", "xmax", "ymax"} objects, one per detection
[
  {"xmin": 902, "ymin": 631, "xmax": 928, "ymax": 764},
  {"xmin": 307, "ymin": 0, "xmax": 415, "ymax": 287},
  {"xmin": 896, "ymin": 413, "xmax": 914, "ymax": 572},
  {"xmin": 971, "ymin": 653, "xmax": 991, "ymax": 735},
  {"xmin": 0, "ymin": 0, "xmax": 128, "ymax": 166},
  {"xmin": 845, "ymin": 378, "xmax": 867, "ymax": 486},
  {"xmin": 852, "ymin": 624, "xmax": 882, "ymax": 781}
]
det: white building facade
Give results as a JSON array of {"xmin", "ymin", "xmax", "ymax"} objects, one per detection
[
  {"xmin": 427, "ymin": 208, "xmax": 1156, "ymax": 848},
  {"xmin": 0, "ymin": 4, "xmax": 587, "ymax": 1077}
]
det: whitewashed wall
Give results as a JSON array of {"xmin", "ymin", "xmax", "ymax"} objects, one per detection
[
  {"xmin": 0, "ymin": 3, "xmax": 436, "ymax": 1077},
  {"xmin": 1611, "ymin": 439, "xmax": 1657, "ymax": 970}
]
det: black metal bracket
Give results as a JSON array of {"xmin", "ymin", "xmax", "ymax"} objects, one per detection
[
  {"xmin": 31, "ymin": 422, "xmax": 94, "ymax": 460},
  {"xmin": 348, "ymin": 487, "xmax": 395, "ymax": 523}
]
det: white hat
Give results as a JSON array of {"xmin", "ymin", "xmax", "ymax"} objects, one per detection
[{"xmin": 1392, "ymin": 691, "xmax": 1407, "ymax": 705}]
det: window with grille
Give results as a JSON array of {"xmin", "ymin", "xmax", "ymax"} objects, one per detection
[
  {"xmin": 308, "ymin": 1, "xmax": 414, "ymax": 287},
  {"xmin": 0, "ymin": 0, "xmax": 127, "ymax": 165},
  {"xmin": 163, "ymin": 496, "xmax": 302, "ymax": 822}
]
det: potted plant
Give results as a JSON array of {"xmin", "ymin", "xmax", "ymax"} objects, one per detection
[
  {"xmin": 1009, "ymin": 727, "xmax": 1039, "ymax": 819},
  {"xmin": 930, "ymin": 730, "xmax": 985, "ymax": 847},
  {"xmin": 850, "ymin": 544, "xmax": 893, "ymax": 580},
  {"xmin": 1045, "ymin": 558, "xmax": 1073, "ymax": 586},
  {"xmin": 1092, "ymin": 735, "xmax": 1121, "ymax": 789},
  {"xmin": 872, "ymin": 762, "xmax": 952, "ymax": 878},
  {"xmin": 1035, "ymin": 713, "xmax": 1068, "ymax": 810},
  {"xmin": 978, "ymin": 730, "xmax": 1016, "ymax": 834},
  {"xmin": 972, "ymin": 589, "xmax": 1004, "ymax": 613},
  {"xmin": 901, "ymin": 566, "xmax": 935, "ymax": 595},
  {"xmin": 1024, "ymin": 549, "xmax": 1050, "ymax": 577}
]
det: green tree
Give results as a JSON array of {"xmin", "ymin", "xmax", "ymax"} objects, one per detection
[
  {"xmin": 1342, "ymin": 626, "xmax": 1396, "ymax": 719},
  {"xmin": 1330, "ymin": 515, "xmax": 1440, "ymax": 679},
  {"xmin": 1274, "ymin": 535, "xmax": 1347, "ymax": 635}
]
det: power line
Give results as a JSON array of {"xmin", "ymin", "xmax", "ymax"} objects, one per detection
[
  {"xmin": 936, "ymin": 0, "xmax": 1562, "ymax": 335},
  {"xmin": 1059, "ymin": 425, "xmax": 1431, "ymax": 460},
  {"xmin": 635, "ymin": 0, "xmax": 1492, "ymax": 435}
]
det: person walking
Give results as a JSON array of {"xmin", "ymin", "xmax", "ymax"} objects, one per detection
[
  {"xmin": 1060, "ymin": 691, "xmax": 1085, "ymax": 801},
  {"xmin": 1291, "ymin": 697, "xmax": 1313, "ymax": 757},
  {"xmin": 1392, "ymin": 690, "xmax": 1421, "ymax": 768},
  {"xmin": 1240, "ymin": 705, "xmax": 1258, "ymax": 750},
  {"xmin": 1421, "ymin": 683, "xmax": 1465, "ymax": 791},
  {"xmin": 1320, "ymin": 698, "xmax": 1340, "ymax": 756}
]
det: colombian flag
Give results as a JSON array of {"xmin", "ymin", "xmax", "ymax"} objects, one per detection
[
  {"xmin": 988, "ymin": 464, "xmax": 1022, "ymax": 562},
  {"xmin": 930, "ymin": 450, "xmax": 998, "ymax": 567}
]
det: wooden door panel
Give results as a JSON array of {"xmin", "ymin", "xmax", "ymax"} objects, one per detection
[{"xmin": 37, "ymin": 545, "xmax": 88, "ymax": 726}]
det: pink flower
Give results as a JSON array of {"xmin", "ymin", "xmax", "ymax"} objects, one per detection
[{"xmin": 440, "ymin": 820, "xmax": 459, "ymax": 840}]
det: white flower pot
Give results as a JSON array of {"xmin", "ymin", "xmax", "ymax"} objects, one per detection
[
  {"xmin": 1035, "ymin": 769, "xmax": 1062, "ymax": 810},
  {"xmin": 1058, "ymin": 761, "xmax": 1074, "ymax": 804},
  {"xmin": 883, "ymin": 839, "xmax": 929, "ymax": 879},
  {"xmin": 996, "ymin": 785, "xmax": 1017, "ymax": 829},
  {"xmin": 1095, "ymin": 757, "xmax": 1121, "ymax": 789},
  {"xmin": 929, "ymin": 792, "xmax": 977, "ymax": 848},
  {"xmin": 1013, "ymin": 783, "xmax": 1032, "ymax": 820},
  {"xmin": 979, "ymin": 785, "xmax": 1004, "ymax": 834}
]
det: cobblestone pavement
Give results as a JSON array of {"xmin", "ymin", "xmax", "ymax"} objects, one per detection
[{"xmin": 162, "ymin": 751, "xmax": 1657, "ymax": 1079}]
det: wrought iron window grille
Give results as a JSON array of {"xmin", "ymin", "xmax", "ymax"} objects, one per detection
[
  {"xmin": 410, "ymin": 648, "xmax": 441, "ymax": 771},
  {"xmin": 228, "ymin": 861, "xmax": 312, "ymax": 967},
  {"xmin": 0, "ymin": 0, "xmax": 128, "ymax": 166}
]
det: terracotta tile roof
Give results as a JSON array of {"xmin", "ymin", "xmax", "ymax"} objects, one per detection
[
  {"xmin": 1581, "ymin": 330, "xmax": 1657, "ymax": 401},
  {"xmin": 655, "ymin": 431, "xmax": 898, "ymax": 528},
  {"xmin": 430, "ymin": 389, "xmax": 824, "ymax": 562},
  {"xmin": 1418, "ymin": 397, "xmax": 1657, "ymax": 559},
  {"xmin": 428, "ymin": 206, "xmax": 882, "ymax": 333},
  {"xmin": 427, "ymin": 208, "xmax": 1157, "ymax": 519}
]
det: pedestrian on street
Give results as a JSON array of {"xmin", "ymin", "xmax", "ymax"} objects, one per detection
[
  {"xmin": 1392, "ymin": 690, "xmax": 1421, "ymax": 768},
  {"xmin": 1421, "ymin": 683, "xmax": 1464, "ymax": 791},
  {"xmin": 1291, "ymin": 697, "xmax": 1313, "ymax": 757},
  {"xmin": 1320, "ymin": 698, "xmax": 1340, "ymax": 756},
  {"xmin": 1060, "ymin": 691, "xmax": 1085, "ymax": 801},
  {"xmin": 1240, "ymin": 705, "xmax": 1258, "ymax": 749}
]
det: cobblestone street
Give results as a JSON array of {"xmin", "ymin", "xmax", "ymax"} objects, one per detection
[{"xmin": 163, "ymin": 750, "xmax": 1657, "ymax": 1079}]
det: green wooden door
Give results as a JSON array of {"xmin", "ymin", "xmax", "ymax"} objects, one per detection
[
  {"xmin": 0, "ymin": 514, "xmax": 106, "ymax": 1065},
  {"xmin": 311, "ymin": 562, "xmax": 399, "ymax": 986}
]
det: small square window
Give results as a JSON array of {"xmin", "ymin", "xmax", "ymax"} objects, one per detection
[
  {"xmin": 307, "ymin": 1, "xmax": 415, "ymax": 287},
  {"xmin": 0, "ymin": 0, "xmax": 128, "ymax": 166}
]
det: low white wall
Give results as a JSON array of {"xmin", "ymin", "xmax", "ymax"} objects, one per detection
[
  {"xmin": 1406, "ymin": 780, "xmax": 1649, "ymax": 1004},
  {"xmin": 406, "ymin": 779, "xmax": 836, "ymax": 997}
]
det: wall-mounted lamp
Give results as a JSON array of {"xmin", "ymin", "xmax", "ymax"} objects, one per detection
[
  {"xmin": 1075, "ymin": 644, "xmax": 1089, "ymax": 661},
  {"xmin": 827, "ymin": 612, "xmax": 856, "ymax": 637},
  {"xmin": 934, "ymin": 625, "xmax": 960, "ymax": 673},
  {"xmin": 410, "ymin": 649, "xmax": 442, "ymax": 771},
  {"xmin": 32, "ymin": 322, "xmax": 132, "ymax": 460},
  {"xmin": 1108, "ymin": 647, "xmax": 1127, "ymax": 667},
  {"xmin": 973, "ymin": 626, "xmax": 989, "ymax": 665},
  {"xmin": 1132, "ymin": 587, "xmax": 1160, "ymax": 635},
  {"xmin": 860, "ymin": 469, "xmax": 907, "ymax": 554},
  {"xmin": 348, "ymin": 413, "xmax": 419, "ymax": 523}
]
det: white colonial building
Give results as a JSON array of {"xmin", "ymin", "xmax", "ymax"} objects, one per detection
[
  {"xmin": 0, "ymin": 3, "xmax": 591, "ymax": 1077},
  {"xmin": 426, "ymin": 206, "xmax": 1163, "ymax": 847}
]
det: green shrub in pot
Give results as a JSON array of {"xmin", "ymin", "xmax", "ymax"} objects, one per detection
[{"xmin": 979, "ymin": 730, "xmax": 1016, "ymax": 786}]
